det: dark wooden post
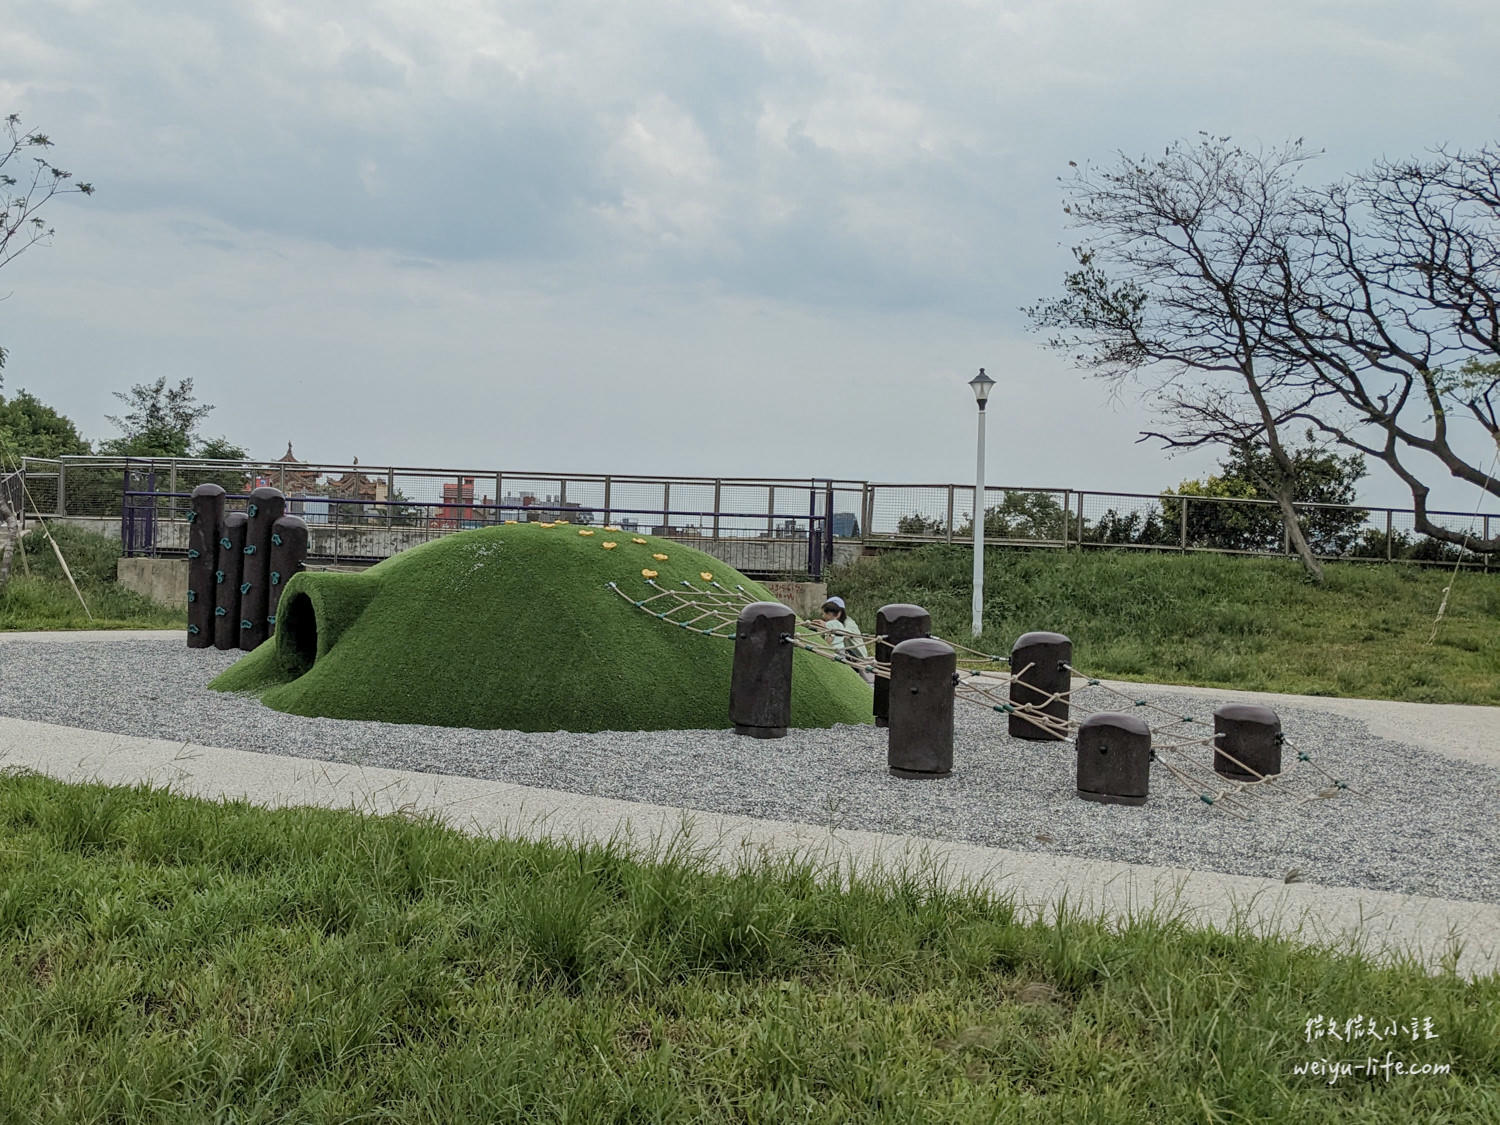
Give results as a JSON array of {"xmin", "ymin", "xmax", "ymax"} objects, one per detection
[
  {"xmin": 887, "ymin": 637, "xmax": 956, "ymax": 778},
  {"xmin": 873, "ymin": 603, "xmax": 932, "ymax": 727},
  {"xmin": 1009, "ymin": 631, "xmax": 1072, "ymax": 740},
  {"xmin": 186, "ymin": 483, "xmax": 225, "ymax": 647},
  {"xmin": 1213, "ymin": 704, "xmax": 1283, "ymax": 780},
  {"xmin": 239, "ymin": 486, "xmax": 286, "ymax": 651},
  {"xmin": 267, "ymin": 514, "xmax": 309, "ymax": 631},
  {"xmin": 1076, "ymin": 713, "xmax": 1152, "ymax": 806},
  {"xmin": 213, "ymin": 512, "xmax": 248, "ymax": 650},
  {"xmin": 730, "ymin": 602, "xmax": 796, "ymax": 738}
]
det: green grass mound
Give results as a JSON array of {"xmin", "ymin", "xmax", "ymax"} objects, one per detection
[{"xmin": 210, "ymin": 523, "xmax": 871, "ymax": 732}]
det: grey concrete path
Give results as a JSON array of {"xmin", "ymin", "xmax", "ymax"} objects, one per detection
[{"xmin": 0, "ymin": 629, "xmax": 186, "ymax": 643}]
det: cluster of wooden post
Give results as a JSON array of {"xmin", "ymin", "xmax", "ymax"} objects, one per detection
[
  {"xmin": 727, "ymin": 602, "xmax": 1284, "ymax": 803},
  {"xmin": 186, "ymin": 484, "xmax": 309, "ymax": 651}
]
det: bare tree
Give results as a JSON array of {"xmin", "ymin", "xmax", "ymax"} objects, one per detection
[
  {"xmin": 1, "ymin": 113, "xmax": 94, "ymax": 384},
  {"xmin": 1272, "ymin": 145, "xmax": 1500, "ymax": 552},
  {"xmin": 1026, "ymin": 135, "xmax": 1333, "ymax": 580}
]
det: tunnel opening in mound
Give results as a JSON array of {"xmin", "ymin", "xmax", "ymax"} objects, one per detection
[{"xmin": 280, "ymin": 592, "xmax": 318, "ymax": 674}]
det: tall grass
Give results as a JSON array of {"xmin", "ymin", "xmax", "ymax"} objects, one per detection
[
  {"xmin": 0, "ymin": 771, "xmax": 1495, "ymax": 1122},
  {"xmin": 831, "ymin": 547, "xmax": 1500, "ymax": 704},
  {"xmin": 1, "ymin": 523, "xmax": 183, "ymax": 630}
]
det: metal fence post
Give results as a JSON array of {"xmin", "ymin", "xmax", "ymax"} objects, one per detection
[
  {"xmin": 662, "ymin": 482, "xmax": 671, "ymax": 533},
  {"xmin": 1180, "ymin": 495, "xmax": 1188, "ymax": 552},
  {"xmin": 766, "ymin": 486, "xmax": 775, "ymax": 536},
  {"xmin": 824, "ymin": 480, "xmax": 834, "ymax": 567},
  {"xmin": 1386, "ymin": 510, "xmax": 1394, "ymax": 560},
  {"xmin": 1077, "ymin": 491, "xmax": 1085, "ymax": 548},
  {"xmin": 603, "ymin": 476, "xmax": 612, "ymax": 525},
  {"xmin": 56, "ymin": 460, "xmax": 66, "ymax": 516},
  {"xmin": 712, "ymin": 480, "xmax": 721, "ymax": 539},
  {"xmin": 945, "ymin": 485, "xmax": 955, "ymax": 543},
  {"xmin": 806, "ymin": 486, "xmax": 816, "ymax": 577}
]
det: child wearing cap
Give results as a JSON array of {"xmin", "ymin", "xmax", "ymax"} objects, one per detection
[{"xmin": 818, "ymin": 597, "xmax": 872, "ymax": 683}]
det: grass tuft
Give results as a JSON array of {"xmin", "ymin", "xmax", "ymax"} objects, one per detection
[{"xmin": 0, "ymin": 771, "xmax": 1495, "ymax": 1121}]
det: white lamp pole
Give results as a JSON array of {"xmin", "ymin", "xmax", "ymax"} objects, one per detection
[{"xmin": 969, "ymin": 368, "xmax": 994, "ymax": 638}]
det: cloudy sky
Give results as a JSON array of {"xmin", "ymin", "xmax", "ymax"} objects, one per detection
[{"xmin": 3, "ymin": 0, "xmax": 1498, "ymax": 507}]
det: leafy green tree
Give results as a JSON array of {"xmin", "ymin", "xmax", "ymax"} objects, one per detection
[
  {"xmin": 896, "ymin": 512, "xmax": 947, "ymax": 536},
  {"xmin": 1, "ymin": 114, "xmax": 94, "ymax": 384},
  {"xmin": 1162, "ymin": 439, "xmax": 1367, "ymax": 554},
  {"xmin": 0, "ymin": 389, "xmax": 91, "ymax": 460},
  {"xmin": 99, "ymin": 377, "xmax": 225, "ymax": 458},
  {"xmin": 957, "ymin": 491, "xmax": 1068, "ymax": 541},
  {"xmin": 1082, "ymin": 506, "xmax": 1174, "ymax": 546}
]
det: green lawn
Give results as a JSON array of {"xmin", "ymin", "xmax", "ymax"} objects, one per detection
[
  {"xmin": 0, "ymin": 524, "xmax": 183, "ymax": 631},
  {"xmin": 832, "ymin": 547, "xmax": 1500, "ymax": 704},
  {"xmin": 0, "ymin": 771, "xmax": 1494, "ymax": 1123}
]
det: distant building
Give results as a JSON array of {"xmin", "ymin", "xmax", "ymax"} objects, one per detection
[
  {"xmin": 261, "ymin": 442, "xmax": 321, "ymax": 495},
  {"xmin": 436, "ymin": 477, "xmax": 494, "ymax": 528},
  {"xmin": 832, "ymin": 512, "xmax": 860, "ymax": 537}
]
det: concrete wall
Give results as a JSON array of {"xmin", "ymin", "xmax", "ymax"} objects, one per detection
[
  {"xmin": 55, "ymin": 516, "xmax": 122, "ymax": 541},
  {"xmin": 761, "ymin": 581, "xmax": 827, "ymax": 619},
  {"xmin": 117, "ymin": 557, "xmax": 187, "ymax": 610}
]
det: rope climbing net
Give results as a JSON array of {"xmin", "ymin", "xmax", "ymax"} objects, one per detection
[{"xmin": 610, "ymin": 576, "xmax": 1356, "ymax": 816}]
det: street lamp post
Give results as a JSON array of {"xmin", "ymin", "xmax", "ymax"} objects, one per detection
[{"xmin": 969, "ymin": 368, "xmax": 994, "ymax": 638}]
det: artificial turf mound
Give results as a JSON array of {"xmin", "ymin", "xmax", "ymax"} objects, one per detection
[{"xmin": 210, "ymin": 523, "xmax": 873, "ymax": 733}]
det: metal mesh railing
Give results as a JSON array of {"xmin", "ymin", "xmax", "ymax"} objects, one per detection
[{"xmin": 22, "ymin": 456, "xmax": 1496, "ymax": 570}]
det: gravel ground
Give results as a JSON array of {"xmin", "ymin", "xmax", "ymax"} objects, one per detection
[{"xmin": 2, "ymin": 639, "xmax": 1498, "ymax": 905}]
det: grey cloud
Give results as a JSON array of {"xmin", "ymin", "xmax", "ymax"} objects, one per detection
[{"xmin": 8, "ymin": 0, "xmax": 1500, "ymax": 320}]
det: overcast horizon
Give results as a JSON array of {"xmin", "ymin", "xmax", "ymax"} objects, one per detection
[{"xmin": 4, "ymin": 1, "xmax": 1499, "ymax": 509}]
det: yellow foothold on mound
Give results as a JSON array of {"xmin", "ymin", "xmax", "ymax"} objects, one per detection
[
  {"xmin": 604, "ymin": 525, "xmax": 622, "ymax": 532},
  {"xmin": 503, "ymin": 519, "xmax": 518, "ymax": 524},
  {"xmin": 578, "ymin": 529, "xmax": 594, "ymax": 536},
  {"xmin": 632, "ymin": 537, "xmax": 648, "ymax": 545},
  {"xmin": 538, "ymin": 522, "xmax": 556, "ymax": 528},
  {"xmin": 642, "ymin": 569, "xmax": 658, "ymax": 579},
  {"xmin": 602, "ymin": 541, "xmax": 617, "ymax": 549},
  {"xmin": 700, "ymin": 571, "xmax": 713, "ymax": 581},
  {"xmin": 652, "ymin": 553, "xmax": 669, "ymax": 561}
]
